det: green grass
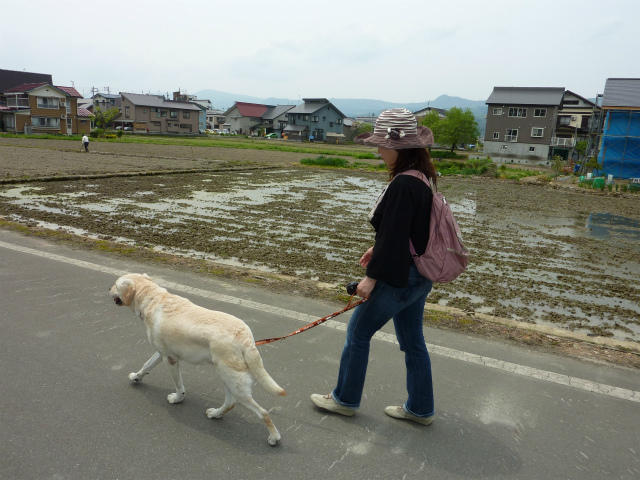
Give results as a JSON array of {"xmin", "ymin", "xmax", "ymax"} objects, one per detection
[
  {"xmin": 0, "ymin": 132, "xmax": 377, "ymax": 159},
  {"xmin": 496, "ymin": 164, "xmax": 543, "ymax": 180},
  {"xmin": 430, "ymin": 150, "xmax": 466, "ymax": 159},
  {"xmin": 300, "ymin": 156, "xmax": 385, "ymax": 170},
  {"xmin": 436, "ymin": 158, "xmax": 493, "ymax": 176}
]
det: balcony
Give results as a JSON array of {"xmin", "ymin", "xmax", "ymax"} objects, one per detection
[
  {"xmin": 6, "ymin": 98, "xmax": 30, "ymax": 108},
  {"xmin": 551, "ymin": 137, "xmax": 576, "ymax": 147}
]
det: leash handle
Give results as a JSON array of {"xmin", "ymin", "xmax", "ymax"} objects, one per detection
[{"xmin": 255, "ymin": 295, "xmax": 366, "ymax": 346}]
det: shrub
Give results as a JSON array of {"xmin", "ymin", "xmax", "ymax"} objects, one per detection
[
  {"xmin": 116, "ymin": 129, "xmax": 123, "ymax": 138},
  {"xmin": 300, "ymin": 156, "xmax": 349, "ymax": 167},
  {"xmin": 430, "ymin": 150, "xmax": 464, "ymax": 159}
]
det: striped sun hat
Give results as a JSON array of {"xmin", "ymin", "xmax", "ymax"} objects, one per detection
[{"xmin": 356, "ymin": 108, "xmax": 434, "ymax": 149}]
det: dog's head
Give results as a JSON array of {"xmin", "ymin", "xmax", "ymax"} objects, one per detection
[{"xmin": 109, "ymin": 273, "xmax": 151, "ymax": 307}]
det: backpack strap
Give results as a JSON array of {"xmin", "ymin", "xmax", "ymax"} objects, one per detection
[{"xmin": 398, "ymin": 169, "xmax": 436, "ymax": 193}]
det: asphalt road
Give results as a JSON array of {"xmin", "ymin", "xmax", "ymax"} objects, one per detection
[{"xmin": 1, "ymin": 228, "xmax": 639, "ymax": 480}]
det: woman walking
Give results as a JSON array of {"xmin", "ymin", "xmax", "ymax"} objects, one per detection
[{"xmin": 311, "ymin": 108, "xmax": 438, "ymax": 425}]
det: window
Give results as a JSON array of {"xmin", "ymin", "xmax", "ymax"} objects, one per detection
[
  {"xmin": 329, "ymin": 122, "xmax": 334, "ymax": 127},
  {"xmin": 558, "ymin": 116, "xmax": 571, "ymax": 126},
  {"xmin": 5, "ymin": 115, "xmax": 15, "ymax": 128},
  {"xmin": 143, "ymin": 108, "xmax": 148, "ymax": 114},
  {"xmin": 531, "ymin": 127, "xmax": 544, "ymax": 137},
  {"xmin": 37, "ymin": 97, "xmax": 59, "ymax": 109},
  {"xmin": 492, "ymin": 132, "xmax": 500, "ymax": 140},
  {"xmin": 508, "ymin": 107, "xmax": 527, "ymax": 118},
  {"xmin": 303, "ymin": 114, "xmax": 309, "ymax": 121},
  {"xmin": 125, "ymin": 106, "xmax": 130, "ymax": 118},
  {"xmin": 505, "ymin": 128, "xmax": 518, "ymax": 142},
  {"xmin": 151, "ymin": 121, "xmax": 161, "ymax": 126},
  {"xmin": 161, "ymin": 110, "xmax": 167, "ymax": 117},
  {"xmin": 32, "ymin": 117, "xmax": 60, "ymax": 128},
  {"xmin": 529, "ymin": 146, "xmax": 535, "ymax": 152},
  {"xmin": 534, "ymin": 108, "xmax": 546, "ymax": 117},
  {"xmin": 183, "ymin": 111, "xmax": 190, "ymax": 119},
  {"xmin": 493, "ymin": 108, "xmax": 503, "ymax": 115},
  {"xmin": 336, "ymin": 118, "xmax": 342, "ymax": 125},
  {"xmin": 170, "ymin": 111, "xmax": 178, "ymax": 118},
  {"xmin": 563, "ymin": 99, "xmax": 579, "ymax": 105},
  {"xmin": 312, "ymin": 115, "xmax": 319, "ymax": 122}
]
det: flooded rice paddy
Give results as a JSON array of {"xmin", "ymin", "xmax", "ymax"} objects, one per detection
[{"xmin": 1, "ymin": 168, "xmax": 639, "ymax": 341}]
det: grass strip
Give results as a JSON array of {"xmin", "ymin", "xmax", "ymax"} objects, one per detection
[
  {"xmin": 0, "ymin": 132, "xmax": 376, "ymax": 159},
  {"xmin": 300, "ymin": 156, "xmax": 386, "ymax": 170}
]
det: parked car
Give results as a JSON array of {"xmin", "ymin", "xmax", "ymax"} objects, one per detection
[{"xmin": 264, "ymin": 133, "xmax": 278, "ymax": 139}]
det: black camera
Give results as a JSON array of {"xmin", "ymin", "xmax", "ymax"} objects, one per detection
[{"xmin": 346, "ymin": 281, "xmax": 359, "ymax": 296}]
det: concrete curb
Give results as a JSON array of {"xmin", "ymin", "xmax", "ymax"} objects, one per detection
[{"xmin": 426, "ymin": 303, "xmax": 640, "ymax": 353}]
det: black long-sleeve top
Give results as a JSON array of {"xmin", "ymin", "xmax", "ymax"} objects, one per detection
[{"xmin": 366, "ymin": 174, "xmax": 433, "ymax": 287}]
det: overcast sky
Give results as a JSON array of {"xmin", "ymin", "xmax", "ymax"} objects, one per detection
[{"xmin": 2, "ymin": 0, "xmax": 638, "ymax": 104}]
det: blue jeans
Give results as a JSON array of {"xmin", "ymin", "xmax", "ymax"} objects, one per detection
[{"xmin": 332, "ymin": 265, "xmax": 434, "ymax": 417}]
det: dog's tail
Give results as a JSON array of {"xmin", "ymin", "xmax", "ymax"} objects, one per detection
[{"xmin": 243, "ymin": 344, "xmax": 286, "ymax": 396}]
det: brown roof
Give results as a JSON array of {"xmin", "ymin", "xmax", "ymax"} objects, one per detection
[
  {"xmin": 3, "ymin": 83, "xmax": 82, "ymax": 98},
  {"xmin": 234, "ymin": 102, "xmax": 271, "ymax": 117},
  {"xmin": 3, "ymin": 82, "xmax": 47, "ymax": 93},
  {"xmin": 56, "ymin": 86, "xmax": 82, "ymax": 97}
]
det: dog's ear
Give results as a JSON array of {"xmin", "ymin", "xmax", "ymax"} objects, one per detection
[{"xmin": 117, "ymin": 277, "xmax": 136, "ymax": 306}]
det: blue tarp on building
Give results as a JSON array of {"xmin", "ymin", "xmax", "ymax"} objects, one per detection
[{"xmin": 598, "ymin": 110, "xmax": 640, "ymax": 179}]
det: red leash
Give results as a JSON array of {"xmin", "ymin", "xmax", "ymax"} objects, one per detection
[{"xmin": 255, "ymin": 295, "xmax": 366, "ymax": 346}]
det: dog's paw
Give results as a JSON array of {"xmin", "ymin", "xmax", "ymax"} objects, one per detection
[
  {"xmin": 206, "ymin": 407, "xmax": 223, "ymax": 419},
  {"xmin": 128, "ymin": 372, "xmax": 143, "ymax": 384},
  {"xmin": 167, "ymin": 392, "xmax": 185, "ymax": 404},
  {"xmin": 267, "ymin": 433, "xmax": 281, "ymax": 447}
]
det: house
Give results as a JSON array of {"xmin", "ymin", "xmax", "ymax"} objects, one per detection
[
  {"xmin": 284, "ymin": 98, "xmax": 345, "ymax": 141},
  {"xmin": 413, "ymin": 106, "xmax": 447, "ymax": 124},
  {"xmin": 206, "ymin": 108, "xmax": 226, "ymax": 130},
  {"xmin": 118, "ymin": 92, "xmax": 201, "ymax": 134},
  {"xmin": 92, "ymin": 92, "xmax": 121, "ymax": 112},
  {"xmin": 597, "ymin": 78, "xmax": 640, "ymax": 178},
  {"xmin": 262, "ymin": 105, "xmax": 295, "ymax": 136},
  {"xmin": 223, "ymin": 102, "xmax": 273, "ymax": 135},
  {"xmin": 484, "ymin": 87, "xmax": 599, "ymax": 165},
  {"xmin": 172, "ymin": 91, "xmax": 208, "ymax": 133},
  {"xmin": 0, "ymin": 82, "xmax": 90, "ymax": 135}
]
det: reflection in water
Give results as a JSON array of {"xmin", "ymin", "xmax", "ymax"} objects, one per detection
[{"xmin": 586, "ymin": 213, "xmax": 640, "ymax": 240}]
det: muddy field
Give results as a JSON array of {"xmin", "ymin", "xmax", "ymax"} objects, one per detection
[
  {"xmin": 0, "ymin": 137, "xmax": 308, "ymax": 179},
  {"xmin": 1, "ymin": 138, "xmax": 639, "ymax": 342}
]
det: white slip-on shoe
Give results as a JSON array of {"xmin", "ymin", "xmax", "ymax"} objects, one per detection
[
  {"xmin": 310, "ymin": 393, "xmax": 356, "ymax": 416},
  {"xmin": 384, "ymin": 405, "xmax": 434, "ymax": 425}
]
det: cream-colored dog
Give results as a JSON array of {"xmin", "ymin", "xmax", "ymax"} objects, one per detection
[{"xmin": 109, "ymin": 273, "xmax": 285, "ymax": 446}]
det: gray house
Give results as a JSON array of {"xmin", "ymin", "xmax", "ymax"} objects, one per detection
[
  {"xmin": 92, "ymin": 92, "xmax": 121, "ymax": 112},
  {"xmin": 223, "ymin": 102, "xmax": 274, "ymax": 135},
  {"xmin": 262, "ymin": 105, "xmax": 294, "ymax": 136},
  {"xmin": 484, "ymin": 87, "xmax": 598, "ymax": 165},
  {"xmin": 284, "ymin": 98, "xmax": 345, "ymax": 141},
  {"xmin": 119, "ymin": 92, "xmax": 201, "ymax": 134}
]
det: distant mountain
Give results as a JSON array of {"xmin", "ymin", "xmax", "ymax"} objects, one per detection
[{"xmin": 194, "ymin": 90, "xmax": 487, "ymax": 135}]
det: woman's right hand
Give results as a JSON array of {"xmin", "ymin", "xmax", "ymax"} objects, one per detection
[{"xmin": 359, "ymin": 247, "xmax": 374, "ymax": 268}]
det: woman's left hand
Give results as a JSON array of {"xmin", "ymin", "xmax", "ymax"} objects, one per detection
[{"xmin": 356, "ymin": 276, "xmax": 377, "ymax": 299}]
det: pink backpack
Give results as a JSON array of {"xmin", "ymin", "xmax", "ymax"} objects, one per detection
[{"xmin": 399, "ymin": 170, "xmax": 469, "ymax": 283}]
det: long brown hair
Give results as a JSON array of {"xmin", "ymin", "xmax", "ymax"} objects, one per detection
[{"xmin": 390, "ymin": 148, "xmax": 437, "ymax": 188}]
